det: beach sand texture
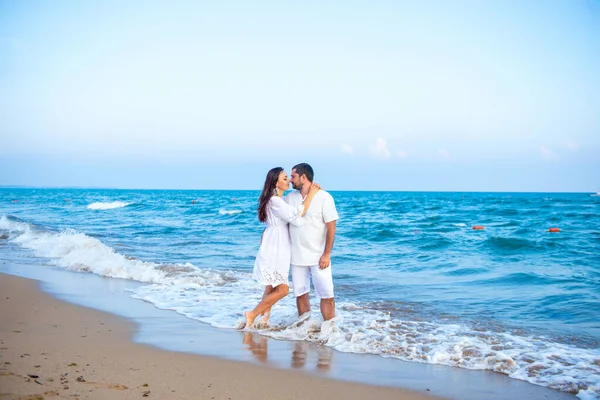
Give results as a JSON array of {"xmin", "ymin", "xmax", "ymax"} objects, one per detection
[{"xmin": 0, "ymin": 273, "xmax": 438, "ymax": 400}]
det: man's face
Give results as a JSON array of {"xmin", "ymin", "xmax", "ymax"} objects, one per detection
[{"xmin": 290, "ymin": 169, "xmax": 303, "ymax": 190}]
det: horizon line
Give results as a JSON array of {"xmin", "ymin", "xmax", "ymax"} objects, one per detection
[{"xmin": 0, "ymin": 185, "xmax": 595, "ymax": 194}]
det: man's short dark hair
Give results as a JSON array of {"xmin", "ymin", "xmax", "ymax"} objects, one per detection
[{"xmin": 292, "ymin": 163, "xmax": 314, "ymax": 182}]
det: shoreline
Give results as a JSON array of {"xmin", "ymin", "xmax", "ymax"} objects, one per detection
[
  {"xmin": 0, "ymin": 262, "xmax": 576, "ymax": 400},
  {"xmin": 0, "ymin": 272, "xmax": 437, "ymax": 400}
]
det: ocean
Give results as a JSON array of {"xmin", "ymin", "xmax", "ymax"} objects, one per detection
[{"xmin": 1, "ymin": 188, "xmax": 599, "ymax": 398}]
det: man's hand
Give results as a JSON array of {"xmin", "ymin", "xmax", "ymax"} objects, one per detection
[
  {"xmin": 319, "ymin": 252, "xmax": 331, "ymax": 269},
  {"xmin": 321, "ymin": 220, "xmax": 336, "ymax": 270}
]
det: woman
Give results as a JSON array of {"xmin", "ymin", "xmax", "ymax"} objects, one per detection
[{"xmin": 244, "ymin": 167, "xmax": 320, "ymax": 328}]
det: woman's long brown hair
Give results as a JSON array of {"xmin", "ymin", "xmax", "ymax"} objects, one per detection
[{"xmin": 257, "ymin": 167, "xmax": 283, "ymax": 223}]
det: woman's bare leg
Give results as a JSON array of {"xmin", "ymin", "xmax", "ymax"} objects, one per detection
[
  {"xmin": 245, "ymin": 284, "xmax": 289, "ymax": 328},
  {"xmin": 261, "ymin": 286, "xmax": 276, "ymax": 324}
]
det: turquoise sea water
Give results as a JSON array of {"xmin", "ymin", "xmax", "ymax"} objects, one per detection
[{"xmin": 1, "ymin": 189, "xmax": 599, "ymax": 398}]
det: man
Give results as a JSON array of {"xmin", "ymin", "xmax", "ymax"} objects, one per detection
[{"xmin": 285, "ymin": 163, "xmax": 338, "ymax": 321}]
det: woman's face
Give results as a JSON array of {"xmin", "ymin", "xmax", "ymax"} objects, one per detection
[{"xmin": 276, "ymin": 170, "xmax": 291, "ymax": 192}]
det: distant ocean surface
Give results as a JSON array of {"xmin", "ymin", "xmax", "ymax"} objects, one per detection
[{"xmin": 1, "ymin": 189, "xmax": 599, "ymax": 398}]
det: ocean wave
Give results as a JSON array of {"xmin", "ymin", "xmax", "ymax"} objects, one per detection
[
  {"xmin": 417, "ymin": 236, "xmax": 453, "ymax": 250},
  {"xmin": 0, "ymin": 215, "xmax": 234, "ymax": 287},
  {"xmin": 218, "ymin": 209, "xmax": 243, "ymax": 216},
  {"xmin": 87, "ymin": 201, "xmax": 131, "ymax": 210},
  {"xmin": 442, "ymin": 267, "xmax": 489, "ymax": 276},
  {"xmin": 0, "ymin": 215, "xmax": 32, "ymax": 233},
  {"xmin": 484, "ymin": 236, "xmax": 541, "ymax": 252},
  {"xmin": 372, "ymin": 229, "xmax": 398, "ymax": 241},
  {"xmin": 474, "ymin": 272, "xmax": 557, "ymax": 287}
]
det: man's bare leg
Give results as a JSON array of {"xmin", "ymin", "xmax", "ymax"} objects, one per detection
[
  {"xmin": 320, "ymin": 298, "xmax": 335, "ymax": 321},
  {"xmin": 296, "ymin": 293, "xmax": 311, "ymax": 317}
]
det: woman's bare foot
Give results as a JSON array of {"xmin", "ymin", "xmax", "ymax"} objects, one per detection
[
  {"xmin": 244, "ymin": 311, "xmax": 257, "ymax": 328},
  {"xmin": 262, "ymin": 311, "xmax": 270, "ymax": 325}
]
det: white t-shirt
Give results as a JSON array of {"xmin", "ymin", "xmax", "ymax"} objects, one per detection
[{"xmin": 285, "ymin": 190, "xmax": 339, "ymax": 266}]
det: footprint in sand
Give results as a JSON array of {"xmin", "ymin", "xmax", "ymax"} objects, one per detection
[
  {"xmin": 108, "ymin": 384, "xmax": 128, "ymax": 390},
  {"xmin": 79, "ymin": 380, "xmax": 128, "ymax": 390}
]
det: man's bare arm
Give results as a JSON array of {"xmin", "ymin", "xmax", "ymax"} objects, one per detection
[{"xmin": 319, "ymin": 220, "xmax": 336, "ymax": 269}]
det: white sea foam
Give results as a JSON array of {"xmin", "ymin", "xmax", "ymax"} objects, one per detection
[
  {"xmin": 2, "ymin": 214, "xmax": 599, "ymax": 398},
  {"xmin": 0, "ymin": 215, "xmax": 222, "ymax": 286},
  {"xmin": 578, "ymin": 387, "xmax": 600, "ymax": 400},
  {"xmin": 131, "ymin": 284, "xmax": 600, "ymax": 398},
  {"xmin": 0, "ymin": 215, "xmax": 31, "ymax": 233},
  {"xmin": 218, "ymin": 209, "xmax": 243, "ymax": 215},
  {"xmin": 87, "ymin": 201, "xmax": 131, "ymax": 210}
]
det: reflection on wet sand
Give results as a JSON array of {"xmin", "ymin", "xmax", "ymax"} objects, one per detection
[
  {"xmin": 292, "ymin": 342, "xmax": 334, "ymax": 371},
  {"xmin": 242, "ymin": 332, "xmax": 268, "ymax": 362},
  {"xmin": 317, "ymin": 346, "xmax": 333, "ymax": 371},
  {"xmin": 241, "ymin": 333, "xmax": 334, "ymax": 372},
  {"xmin": 291, "ymin": 341, "xmax": 307, "ymax": 368}
]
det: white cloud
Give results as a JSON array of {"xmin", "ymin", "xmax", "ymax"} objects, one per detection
[
  {"xmin": 396, "ymin": 150, "xmax": 408, "ymax": 158},
  {"xmin": 540, "ymin": 146, "xmax": 558, "ymax": 160},
  {"xmin": 438, "ymin": 148, "xmax": 451, "ymax": 160},
  {"xmin": 341, "ymin": 143, "xmax": 354, "ymax": 155},
  {"xmin": 564, "ymin": 141, "xmax": 579, "ymax": 150},
  {"xmin": 370, "ymin": 138, "xmax": 391, "ymax": 159}
]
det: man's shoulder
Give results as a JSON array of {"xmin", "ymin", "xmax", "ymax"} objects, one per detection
[{"xmin": 318, "ymin": 190, "xmax": 335, "ymax": 202}]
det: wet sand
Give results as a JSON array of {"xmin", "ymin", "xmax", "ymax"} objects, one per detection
[{"xmin": 0, "ymin": 273, "xmax": 439, "ymax": 400}]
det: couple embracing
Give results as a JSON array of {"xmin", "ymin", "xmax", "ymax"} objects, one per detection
[{"xmin": 244, "ymin": 163, "xmax": 338, "ymax": 328}]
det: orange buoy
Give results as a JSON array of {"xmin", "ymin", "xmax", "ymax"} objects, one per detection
[
  {"xmin": 472, "ymin": 225, "xmax": 484, "ymax": 230},
  {"xmin": 548, "ymin": 227, "xmax": 560, "ymax": 232}
]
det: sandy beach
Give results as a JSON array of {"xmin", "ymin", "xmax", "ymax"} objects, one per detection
[{"xmin": 0, "ymin": 273, "xmax": 439, "ymax": 400}]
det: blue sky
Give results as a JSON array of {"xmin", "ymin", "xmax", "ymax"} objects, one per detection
[{"xmin": 1, "ymin": 1, "xmax": 599, "ymax": 191}]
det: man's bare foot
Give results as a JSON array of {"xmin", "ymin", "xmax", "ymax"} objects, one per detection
[
  {"xmin": 293, "ymin": 311, "xmax": 311, "ymax": 327},
  {"xmin": 244, "ymin": 311, "xmax": 256, "ymax": 328}
]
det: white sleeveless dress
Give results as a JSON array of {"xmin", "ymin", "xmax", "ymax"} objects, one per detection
[{"xmin": 252, "ymin": 196, "xmax": 305, "ymax": 287}]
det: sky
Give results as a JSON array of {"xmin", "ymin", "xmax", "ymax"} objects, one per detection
[{"xmin": 1, "ymin": 0, "xmax": 599, "ymax": 191}]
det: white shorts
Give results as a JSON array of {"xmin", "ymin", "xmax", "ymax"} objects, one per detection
[{"xmin": 291, "ymin": 264, "xmax": 335, "ymax": 299}]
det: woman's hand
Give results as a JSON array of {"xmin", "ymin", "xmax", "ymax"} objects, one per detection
[{"xmin": 300, "ymin": 183, "xmax": 321, "ymax": 214}]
